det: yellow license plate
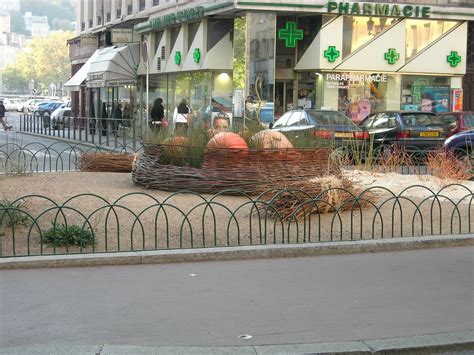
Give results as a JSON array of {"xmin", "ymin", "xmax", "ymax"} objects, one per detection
[
  {"xmin": 419, "ymin": 131, "xmax": 439, "ymax": 137},
  {"xmin": 334, "ymin": 132, "xmax": 353, "ymax": 138}
]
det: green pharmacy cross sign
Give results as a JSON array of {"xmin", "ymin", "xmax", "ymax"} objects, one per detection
[
  {"xmin": 174, "ymin": 51, "xmax": 182, "ymax": 65},
  {"xmin": 193, "ymin": 48, "xmax": 201, "ymax": 63},
  {"xmin": 384, "ymin": 48, "xmax": 400, "ymax": 65},
  {"xmin": 324, "ymin": 46, "xmax": 340, "ymax": 62},
  {"xmin": 278, "ymin": 22, "xmax": 303, "ymax": 48},
  {"xmin": 447, "ymin": 51, "xmax": 461, "ymax": 67}
]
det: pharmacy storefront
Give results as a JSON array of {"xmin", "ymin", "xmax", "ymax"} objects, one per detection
[{"xmin": 133, "ymin": 1, "xmax": 473, "ymax": 125}]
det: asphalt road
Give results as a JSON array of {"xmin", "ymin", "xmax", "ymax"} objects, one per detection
[{"xmin": 0, "ymin": 247, "xmax": 473, "ymax": 348}]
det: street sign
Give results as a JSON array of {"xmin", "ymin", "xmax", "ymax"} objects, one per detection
[{"xmin": 142, "ymin": 40, "xmax": 149, "ymax": 63}]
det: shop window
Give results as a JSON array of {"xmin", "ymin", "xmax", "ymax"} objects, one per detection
[
  {"xmin": 208, "ymin": 19, "xmax": 233, "ymax": 51},
  {"xmin": 406, "ymin": 20, "xmax": 458, "ymax": 59},
  {"xmin": 170, "ymin": 26, "xmax": 181, "ymax": 51},
  {"xmin": 297, "ymin": 15, "xmax": 322, "ymax": 61},
  {"xmin": 342, "ymin": 16, "xmax": 397, "ymax": 58},
  {"xmin": 188, "ymin": 22, "xmax": 200, "ymax": 50},
  {"xmin": 326, "ymin": 72, "xmax": 389, "ymax": 124},
  {"xmin": 276, "ymin": 16, "xmax": 296, "ymax": 69},
  {"xmin": 154, "ymin": 31, "xmax": 163, "ymax": 56},
  {"xmin": 401, "ymin": 76, "xmax": 450, "ymax": 113}
]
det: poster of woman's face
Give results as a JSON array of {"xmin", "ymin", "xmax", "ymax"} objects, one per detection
[{"xmin": 349, "ymin": 98, "xmax": 372, "ymax": 124}]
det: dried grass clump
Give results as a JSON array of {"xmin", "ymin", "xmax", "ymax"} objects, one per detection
[
  {"xmin": 78, "ymin": 153, "xmax": 135, "ymax": 172},
  {"xmin": 375, "ymin": 145, "xmax": 414, "ymax": 173},
  {"xmin": 426, "ymin": 150, "xmax": 471, "ymax": 181},
  {"xmin": 260, "ymin": 176, "xmax": 377, "ymax": 221}
]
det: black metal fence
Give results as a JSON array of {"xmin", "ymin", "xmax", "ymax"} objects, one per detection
[
  {"xmin": 0, "ymin": 186, "xmax": 472, "ymax": 258},
  {"xmin": 0, "ymin": 142, "xmax": 140, "ymax": 173},
  {"xmin": 20, "ymin": 115, "xmax": 140, "ymax": 150}
]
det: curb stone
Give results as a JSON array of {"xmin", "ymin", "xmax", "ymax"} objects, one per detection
[
  {"xmin": 0, "ymin": 331, "xmax": 473, "ymax": 354},
  {"xmin": 0, "ymin": 234, "xmax": 472, "ymax": 270}
]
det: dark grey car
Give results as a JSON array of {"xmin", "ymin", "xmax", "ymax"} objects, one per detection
[
  {"xmin": 271, "ymin": 110, "xmax": 365, "ymax": 145},
  {"xmin": 360, "ymin": 111, "xmax": 448, "ymax": 151}
]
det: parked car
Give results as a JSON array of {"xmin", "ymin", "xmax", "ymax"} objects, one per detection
[
  {"xmin": 2, "ymin": 98, "xmax": 23, "ymax": 111},
  {"xmin": 437, "ymin": 111, "xmax": 474, "ymax": 137},
  {"xmin": 35, "ymin": 101, "xmax": 69, "ymax": 127},
  {"xmin": 271, "ymin": 109, "xmax": 364, "ymax": 145},
  {"xmin": 23, "ymin": 99, "xmax": 49, "ymax": 114},
  {"xmin": 443, "ymin": 129, "xmax": 473, "ymax": 157},
  {"xmin": 359, "ymin": 111, "xmax": 448, "ymax": 152},
  {"xmin": 50, "ymin": 107, "xmax": 72, "ymax": 129}
]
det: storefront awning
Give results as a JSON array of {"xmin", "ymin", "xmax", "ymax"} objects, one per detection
[
  {"xmin": 86, "ymin": 44, "xmax": 140, "ymax": 88},
  {"xmin": 63, "ymin": 50, "xmax": 101, "ymax": 91}
]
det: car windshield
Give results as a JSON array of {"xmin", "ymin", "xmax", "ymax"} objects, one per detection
[
  {"xmin": 401, "ymin": 113, "xmax": 444, "ymax": 127},
  {"xmin": 463, "ymin": 112, "xmax": 474, "ymax": 127},
  {"xmin": 308, "ymin": 111, "xmax": 354, "ymax": 126}
]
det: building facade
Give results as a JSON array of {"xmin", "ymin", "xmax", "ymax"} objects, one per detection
[{"xmin": 68, "ymin": 0, "xmax": 474, "ymax": 125}]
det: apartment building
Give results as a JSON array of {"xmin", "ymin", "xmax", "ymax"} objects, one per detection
[{"xmin": 67, "ymin": 0, "xmax": 474, "ymax": 123}]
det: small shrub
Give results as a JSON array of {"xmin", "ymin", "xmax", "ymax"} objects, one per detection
[
  {"xmin": 0, "ymin": 199, "xmax": 29, "ymax": 228},
  {"xmin": 5, "ymin": 162, "xmax": 29, "ymax": 176},
  {"xmin": 40, "ymin": 223, "xmax": 95, "ymax": 248},
  {"xmin": 426, "ymin": 150, "xmax": 471, "ymax": 181}
]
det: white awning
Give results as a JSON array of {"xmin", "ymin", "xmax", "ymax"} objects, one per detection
[
  {"xmin": 86, "ymin": 44, "xmax": 139, "ymax": 88},
  {"xmin": 63, "ymin": 50, "xmax": 101, "ymax": 91}
]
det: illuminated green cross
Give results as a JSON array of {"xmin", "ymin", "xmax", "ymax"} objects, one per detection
[
  {"xmin": 193, "ymin": 48, "xmax": 201, "ymax": 63},
  {"xmin": 174, "ymin": 51, "xmax": 182, "ymax": 65},
  {"xmin": 447, "ymin": 51, "xmax": 461, "ymax": 67},
  {"xmin": 384, "ymin": 48, "xmax": 400, "ymax": 65},
  {"xmin": 324, "ymin": 46, "xmax": 340, "ymax": 62},
  {"xmin": 278, "ymin": 22, "xmax": 303, "ymax": 48}
]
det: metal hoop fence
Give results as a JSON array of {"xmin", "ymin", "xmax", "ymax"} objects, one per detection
[{"xmin": 0, "ymin": 185, "xmax": 472, "ymax": 258}]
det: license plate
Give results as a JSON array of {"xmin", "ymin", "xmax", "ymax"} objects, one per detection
[
  {"xmin": 419, "ymin": 131, "xmax": 439, "ymax": 137},
  {"xmin": 334, "ymin": 132, "xmax": 353, "ymax": 138}
]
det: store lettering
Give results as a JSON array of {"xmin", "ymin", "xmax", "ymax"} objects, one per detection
[
  {"xmin": 150, "ymin": 6, "xmax": 205, "ymax": 30},
  {"xmin": 326, "ymin": 73, "xmax": 388, "ymax": 83},
  {"xmin": 327, "ymin": 2, "xmax": 431, "ymax": 18}
]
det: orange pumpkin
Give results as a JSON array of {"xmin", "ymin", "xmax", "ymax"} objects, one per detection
[
  {"xmin": 207, "ymin": 132, "xmax": 248, "ymax": 150},
  {"xmin": 251, "ymin": 130, "xmax": 293, "ymax": 149},
  {"xmin": 163, "ymin": 136, "xmax": 189, "ymax": 158}
]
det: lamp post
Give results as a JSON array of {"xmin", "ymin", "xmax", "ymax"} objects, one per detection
[{"xmin": 142, "ymin": 40, "xmax": 149, "ymax": 138}]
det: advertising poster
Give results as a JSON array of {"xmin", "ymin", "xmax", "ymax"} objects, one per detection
[
  {"xmin": 419, "ymin": 87, "xmax": 450, "ymax": 113},
  {"xmin": 452, "ymin": 89, "xmax": 463, "ymax": 112}
]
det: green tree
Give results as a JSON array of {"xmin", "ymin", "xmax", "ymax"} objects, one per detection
[
  {"xmin": 2, "ymin": 65, "xmax": 29, "ymax": 93},
  {"xmin": 2, "ymin": 31, "xmax": 73, "ymax": 94}
]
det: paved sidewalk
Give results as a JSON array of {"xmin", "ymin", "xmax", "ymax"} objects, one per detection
[
  {"xmin": 1, "ymin": 331, "xmax": 473, "ymax": 354},
  {"xmin": 1, "ymin": 247, "xmax": 473, "ymax": 351}
]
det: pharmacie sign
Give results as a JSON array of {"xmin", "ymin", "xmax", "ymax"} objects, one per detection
[
  {"xmin": 150, "ymin": 6, "xmax": 205, "ymax": 30},
  {"xmin": 328, "ymin": 2, "xmax": 431, "ymax": 18},
  {"xmin": 325, "ymin": 73, "xmax": 388, "ymax": 89}
]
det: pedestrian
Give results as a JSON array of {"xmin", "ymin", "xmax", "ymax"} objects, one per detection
[
  {"xmin": 112, "ymin": 103, "xmax": 122, "ymax": 136},
  {"xmin": 150, "ymin": 98, "xmax": 165, "ymax": 131},
  {"xmin": 0, "ymin": 99, "xmax": 12, "ymax": 131},
  {"xmin": 173, "ymin": 98, "xmax": 190, "ymax": 134}
]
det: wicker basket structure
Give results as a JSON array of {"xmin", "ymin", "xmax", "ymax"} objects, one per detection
[{"xmin": 133, "ymin": 144, "xmax": 336, "ymax": 194}]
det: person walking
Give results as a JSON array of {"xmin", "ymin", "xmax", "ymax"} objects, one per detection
[
  {"xmin": 0, "ymin": 99, "xmax": 12, "ymax": 131},
  {"xmin": 150, "ymin": 98, "xmax": 165, "ymax": 131},
  {"xmin": 173, "ymin": 98, "xmax": 190, "ymax": 134},
  {"xmin": 111, "ymin": 104, "xmax": 122, "ymax": 136}
]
